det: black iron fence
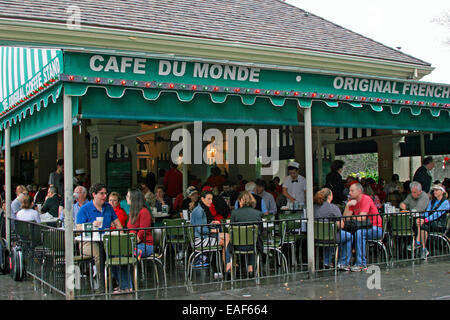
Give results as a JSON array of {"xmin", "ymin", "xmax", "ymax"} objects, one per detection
[{"xmin": 6, "ymin": 209, "xmax": 450, "ymax": 298}]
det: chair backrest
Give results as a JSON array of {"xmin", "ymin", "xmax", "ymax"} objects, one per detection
[
  {"xmin": 15, "ymin": 220, "xmax": 31, "ymax": 242},
  {"xmin": 314, "ymin": 220, "xmax": 337, "ymax": 242},
  {"xmin": 186, "ymin": 222, "xmax": 196, "ymax": 248},
  {"xmin": 230, "ymin": 224, "xmax": 258, "ymax": 246},
  {"xmin": 279, "ymin": 213, "xmax": 302, "ymax": 233},
  {"xmin": 163, "ymin": 218, "xmax": 187, "ymax": 238},
  {"xmin": 103, "ymin": 233, "xmax": 136, "ymax": 259},
  {"xmin": 30, "ymin": 223, "xmax": 44, "ymax": 247},
  {"xmin": 389, "ymin": 213, "xmax": 414, "ymax": 236}
]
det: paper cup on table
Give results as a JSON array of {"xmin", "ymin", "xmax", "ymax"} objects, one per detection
[{"xmin": 95, "ymin": 217, "xmax": 104, "ymax": 228}]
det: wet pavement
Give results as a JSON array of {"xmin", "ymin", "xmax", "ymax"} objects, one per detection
[{"xmin": 1, "ymin": 258, "xmax": 448, "ymax": 300}]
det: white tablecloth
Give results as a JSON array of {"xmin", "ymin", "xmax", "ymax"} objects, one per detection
[{"xmin": 74, "ymin": 233, "xmax": 103, "ymax": 242}]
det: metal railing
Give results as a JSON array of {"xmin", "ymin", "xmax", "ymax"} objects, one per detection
[{"xmin": 7, "ymin": 209, "xmax": 449, "ymax": 298}]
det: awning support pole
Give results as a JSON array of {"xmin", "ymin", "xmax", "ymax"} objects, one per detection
[
  {"xmin": 63, "ymin": 92, "xmax": 75, "ymax": 300},
  {"xmin": 182, "ymin": 124, "xmax": 188, "ymax": 194},
  {"xmin": 304, "ymin": 107, "xmax": 315, "ymax": 277},
  {"xmin": 5, "ymin": 125, "xmax": 11, "ymax": 251}
]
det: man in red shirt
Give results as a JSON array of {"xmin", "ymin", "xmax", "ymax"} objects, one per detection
[
  {"xmin": 163, "ymin": 163, "xmax": 183, "ymax": 198},
  {"xmin": 344, "ymin": 183, "xmax": 383, "ymax": 272}
]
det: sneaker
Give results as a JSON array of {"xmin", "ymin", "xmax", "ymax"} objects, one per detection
[
  {"xmin": 338, "ymin": 264, "xmax": 350, "ymax": 271},
  {"xmin": 192, "ymin": 255, "xmax": 209, "ymax": 268},
  {"xmin": 214, "ymin": 272, "xmax": 223, "ymax": 280},
  {"xmin": 421, "ymin": 248, "xmax": 430, "ymax": 259},
  {"xmin": 176, "ymin": 251, "xmax": 185, "ymax": 261},
  {"xmin": 408, "ymin": 241, "xmax": 420, "ymax": 251},
  {"xmin": 351, "ymin": 265, "xmax": 363, "ymax": 272},
  {"xmin": 192, "ymin": 260, "xmax": 209, "ymax": 268},
  {"xmin": 324, "ymin": 263, "xmax": 334, "ymax": 269}
]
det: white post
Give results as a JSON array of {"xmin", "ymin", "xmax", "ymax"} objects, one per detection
[
  {"xmin": 63, "ymin": 93, "xmax": 74, "ymax": 300},
  {"xmin": 5, "ymin": 126, "xmax": 11, "ymax": 251},
  {"xmin": 182, "ymin": 124, "xmax": 188, "ymax": 193},
  {"xmin": 304, "ymin": 107, "xmax": 315, "ymax": 276}
]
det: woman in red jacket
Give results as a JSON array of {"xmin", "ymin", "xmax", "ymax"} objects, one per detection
[
  {"xmin": 108, "ymin": 192, "xmax": 128, "ymax": 229},
  {"xmin": 112, "ymin": 188, "xmax": 153, "ymax": 293}
]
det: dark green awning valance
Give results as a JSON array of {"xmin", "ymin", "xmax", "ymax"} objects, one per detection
[
  {"xmin": 311, "ymin": 100, "xmax": 450, "ymax": 132},
  {"xmin": 77, "ymin": 86, "xmax": 300, "ymax": 126}
]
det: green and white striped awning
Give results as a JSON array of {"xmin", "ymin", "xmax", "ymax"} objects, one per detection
[{"xmin": 0, "ymin": 46, "xmax": 63, "ymax": 126}]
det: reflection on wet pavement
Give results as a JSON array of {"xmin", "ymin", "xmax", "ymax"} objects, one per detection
[{"xmin": 1, "ymin": 258, "xmax": 448, "ymax": 300}]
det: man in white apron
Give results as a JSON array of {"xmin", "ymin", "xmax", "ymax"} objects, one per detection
[{"xmin": 282, "ymin": 161, "xmax": 306, "ymax": 207}]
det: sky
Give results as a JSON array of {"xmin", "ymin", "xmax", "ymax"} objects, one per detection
[{"xmin": 286, "ymin": 0, "xmax": 450, "ymax": 84}]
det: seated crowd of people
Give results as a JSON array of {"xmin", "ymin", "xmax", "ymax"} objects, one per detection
[
  {"xmin": 2, "ymin": 156, "xmax": 450, "ymax": 293},
  {"xmin": 321, "ymin": 157, "xmax": 450, "ymax": 270}
]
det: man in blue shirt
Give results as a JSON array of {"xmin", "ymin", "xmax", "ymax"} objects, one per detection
[
  {"xmin": 255, "ymin": 179, "xmax": 277, "ymax": 215},
  {"xmin": 76, "ymin": 183, "xmax": 123, "ymax": 230},
  {"xmin": 76, "ymin": 183, "xmax": 123, "ymax": 291}
]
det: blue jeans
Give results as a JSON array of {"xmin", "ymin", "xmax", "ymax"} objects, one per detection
[
  {"xmin": 234, "ymin": 245, "xmax": 255, "ymax": 266},
  {"xmin": 354, "ymin": 227, "xmax": 383, "ymax": 267},
  {"xmin": 112, "ymin": 265, "xmax": 133, "ymax": 290},
  {"xmin": 338, "ymin": 230, "xmax": 353, "ymax": 266},
  {"xmin": 135, "ymin": 243, "xmax": 154, "ymax": 258},
  {"xmin": 112, "ymin": 244, "xmax": 154, "ymax": 290}
]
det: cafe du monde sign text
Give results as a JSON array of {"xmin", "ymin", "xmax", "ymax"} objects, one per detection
[{"xmin": 63, "ymin": 52, "xmax": 450, "ymax": 103}]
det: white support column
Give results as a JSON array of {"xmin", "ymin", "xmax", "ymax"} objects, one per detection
[
  {"xmin": 304, "ymin": 107, "xmax": 315, "ymax": 276},
  {"xmin": 63, "ymin": 93, "xmax": 74, "ymax": 300},
  {"xmin": 5, "ymin": 126, "xmax": 11, "ymax": 251},
  {"xmin": 182, "ymin": 124, "xmax": 188, "ymax": 193}
]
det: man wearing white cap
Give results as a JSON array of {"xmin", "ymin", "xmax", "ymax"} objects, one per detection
[{"xmin": 282, "ymin": 161, "xmax": 306, "ymax": 206}]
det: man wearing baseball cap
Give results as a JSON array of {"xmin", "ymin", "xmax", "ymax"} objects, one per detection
[
  {"xmin": 282, "ymin": 161, "xmax": 306, "ymax": 206},
  {"xmin": 182, "ymin": 186, "xmax": 200, "ymax": 213}
]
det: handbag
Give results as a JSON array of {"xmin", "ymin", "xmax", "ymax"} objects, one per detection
[{"xmin": 343, "ymin": 218, "xmax": 373, "ymax": 233}]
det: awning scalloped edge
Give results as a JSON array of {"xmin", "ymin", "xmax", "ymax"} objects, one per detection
[
  {"xmin": 64, "ymin": 84, "xmax": 450, "ymax": 117},
  {"xmin": 0, "ymin": 84, "xmax": 63, "ymax": 130}
]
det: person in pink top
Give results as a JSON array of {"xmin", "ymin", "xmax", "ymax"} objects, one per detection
[{"xmin": 344, "ymin": 183, "xmax": 383, "ymax": 272}]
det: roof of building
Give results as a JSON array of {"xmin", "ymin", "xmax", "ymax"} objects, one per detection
[{"xmin": 0, "ymin": 0, "xmax": 431, "ymax": 67}]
